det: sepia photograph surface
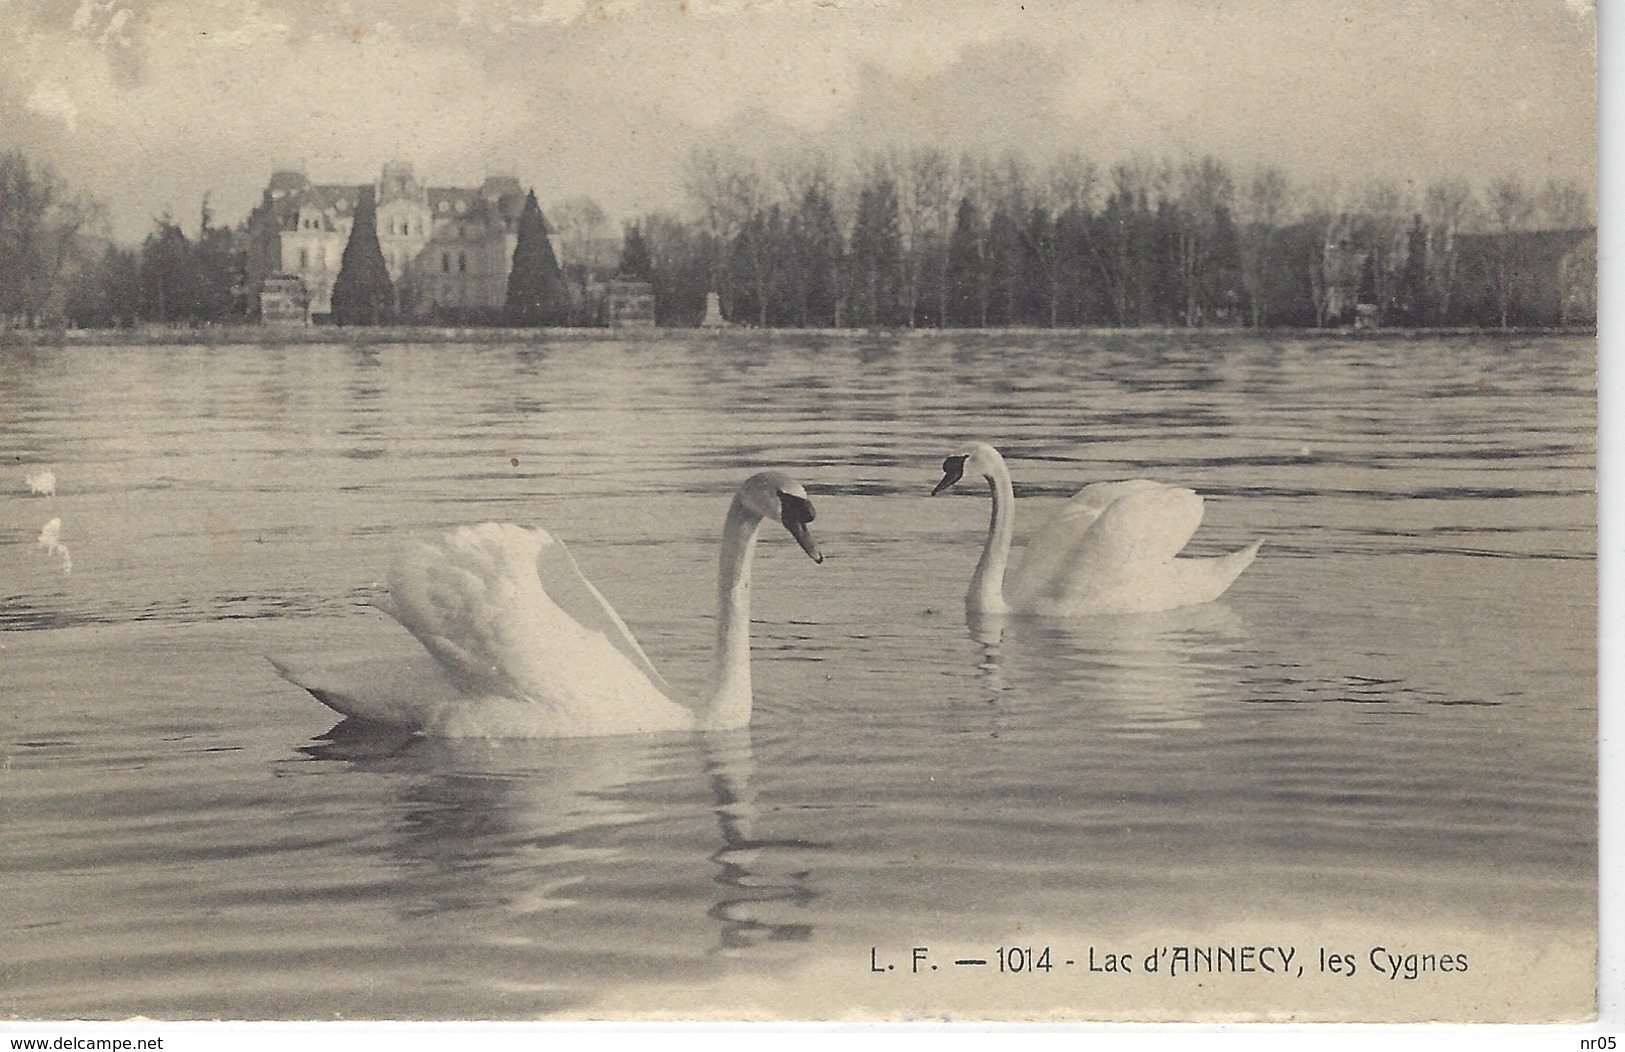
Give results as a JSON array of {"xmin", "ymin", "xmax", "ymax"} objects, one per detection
[{"xmin": 0, "ymin": 0, "xmax": 1603, "ymax": 1032}]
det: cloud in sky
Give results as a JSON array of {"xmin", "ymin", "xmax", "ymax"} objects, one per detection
[{"xmin": 0, "ymin": 0, "xmax": 1597, "ymax": 242}]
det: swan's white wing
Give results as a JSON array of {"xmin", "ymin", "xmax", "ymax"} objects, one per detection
[
  {"xmin": 1070, "ymin": 484, "xmax": 1205, "ymax": 568},
  {"xmin": 530, "ymin": 527, "xmax": 676, "ymax": 698},
  {"xmin": 1008, "ymin": 481, "xmax": 1204, "ymax": 605},
  {"xmin": 384, "ymin": 523, "xmax": 676, "ymax": 712},
  {"xmin": 1008, "ymin": 480, "xmax": 1166, "ymax": 599}
]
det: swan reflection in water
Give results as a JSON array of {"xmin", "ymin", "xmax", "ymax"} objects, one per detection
[
  {"xmin": 699, "ymin": 729, "xmax": 828, "ymax": 953},
  {"xmin": 297, "ymin": 721, "xmax": 824, "ymax": 965},
  {"xmin": 964, "ymin": 601, "xmax": 1253, "ymax": 733}
]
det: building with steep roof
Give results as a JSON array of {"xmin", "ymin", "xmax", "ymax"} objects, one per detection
[{"xmin": 246, "ymin": 163, "xmax": 532, "ymax": 322}]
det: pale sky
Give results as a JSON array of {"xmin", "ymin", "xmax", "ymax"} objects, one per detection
[{"xmin": 0, "ymin": 0, "xmax": 1598, "ymax": 243}]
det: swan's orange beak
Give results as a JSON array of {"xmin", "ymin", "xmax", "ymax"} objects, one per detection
[{"xmin": 932, "ymin": 455, "xmax": 967, "ymax": 496}]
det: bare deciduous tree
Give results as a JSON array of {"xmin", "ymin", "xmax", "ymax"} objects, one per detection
[
  {"xmin": 1174, "ymin": 154, "xmax": 1235, "ymax": 327},
  {"xmin": 1423, "ymin": 177, "xmax": 1476, "ymax": 322},
  {"xmin": 1535, "ymin": 177, "xmax": 1593, "ymax": 229},
  {"xmin": 1357, "ymin": 178, "xmax": 1413, "ymax": 324},
  {"xmin": 888, "ymin": 146, "xmax": 957, "ymax": 327},
  {"xmin": 1486, "ymin": 176, "xmax": 1535, "ymax": 328},
  {"xmin": 1238, "ymin": 165, "xmax": 1292, "ymax": 326}
]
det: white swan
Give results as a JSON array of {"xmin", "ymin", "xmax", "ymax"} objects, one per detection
[
  {"xmin": 270, "ymin": 471, "xmax": 823, "ymax": 738},
  {"xmin": 932, "ymin": 442, "xmax": 1260, "ymax": 617}
]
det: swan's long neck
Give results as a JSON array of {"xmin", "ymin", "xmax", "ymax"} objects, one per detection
[
  {"xmin": 702, "ymin": 493, "xmax": 764, "ymax": 729},
  {"xmin": 969, "ymin": 457, "xmax": 1015, "ymax": 615}
]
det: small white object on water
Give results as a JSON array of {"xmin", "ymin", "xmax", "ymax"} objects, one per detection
[
  {"xmin": 25, "ymin": 470, "xmax": 56, "ymax": 497},
  {"xmin": 37, "ymin": 518, "xmax": 71, "ymax": 575}
]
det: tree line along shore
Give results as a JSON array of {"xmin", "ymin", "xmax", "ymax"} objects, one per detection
[{"xmin": 0, "ymin": 146, "xmax": 1596, "ymax": 335}]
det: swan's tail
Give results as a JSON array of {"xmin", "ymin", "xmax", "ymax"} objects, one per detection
[
  {"xmin": 266, "ymin": 653, "xmax": 307, "ymax": 689},
  {"xmin": 1159, "ymin": 539, "xmax": 1263, "ymax": 610},
  {"xmin": 267, "ymin": 654, "xmax": 349, "ymax": 713},
  {"xmin": 266, "ymin": 654, "xmax": 420, "ymax": 728},
  {"xmin": 1207, "ymin": 539, "xmax": 1263, "ymax": 598}
]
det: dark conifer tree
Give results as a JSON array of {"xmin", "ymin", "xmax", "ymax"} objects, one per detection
[
  {"xmin": 330, "ymin": 186, "xmax": 396, "ymax": 325},
  {"xmin": 139, "ymin": 214, "xmax": 196, "ymax": 324},
  {"xmin": 729, "ymin": 204, "xmax": 791, "ymax": 327},
  {"xmin": 728, "ymin": 215, "xmax": 764, "ymax": 326},
  {"xmin": 985, "ymin": 206, "xmax": 1023, "ymax": 327},
  {"xmin": 1202, "ymin": 204, "xmax": 1245, "ymax": 323},
  {"xmin": 505, "ymin": 189, "xmax": 570, "ymax": 326},
  {"xmin": 618, "ymin": 223, "xmax": 654, "ymax": 279},
  {"xmin": 637, "ymin": 212, "xmax": 709, "ymax": 326},
  {"xmin": 1146, "ymin": 198, "xmax": 1183, "ymax": 325},
  {"xmin": 761, "ymin": 205, "xmax": 798, "ymax": 327},
  {"xmin": 945, "ymin": 196, "xmax": 984, "ymax": 327},
  {"xmin": 1357, "ymin": 250, "xmax": 1379, "ymax": 308},
  {"xmin": 65, "ymin": 244, "xmax": 140, "ymax": 327},
  {"xmin": 193, "ymin": 195, "xmax": 243, "ymax": 323},
  {"xmin": 1020, "ymin": 205, "xmax": 1055, "ymax": 325},
  {"xmin": 848, "ymin": 178, "xmax": 903, "ymax": 327},
  {"xmin": 1052, "ymin": 203, "xmax": 1090, "ymax": 325},
  {"xmin": 1397, "ymin": 214, "xmax": 1430, "ymax": 326},
  {"xmin": 793, "ymin": 186, "xmax": 842, "ymax": 327},
  {"xmin": 1088, "ymin": 189, "xmax": 1133, "ymax": 325}
]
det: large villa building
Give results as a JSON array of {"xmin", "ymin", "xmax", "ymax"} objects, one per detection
[{"xmin": 246, "ymin": 162, "xmax": 530, "ymax": 323}]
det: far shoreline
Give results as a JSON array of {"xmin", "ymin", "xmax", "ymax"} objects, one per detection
[{"xmin": 0, "ymin": 323, "xmax": 1598, "ymax": 349}]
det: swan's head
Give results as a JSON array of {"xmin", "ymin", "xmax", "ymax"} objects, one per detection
[
  {"xmin": 739, "ymin": 471, "xmax": 823, "ymax": 563},
  {"xmin": 932, "ymin": 442, "xmax": 1003, "ymax": 495}
]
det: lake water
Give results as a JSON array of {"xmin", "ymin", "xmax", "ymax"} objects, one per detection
[{"xmin": 0, "ymin": 331, "xmax": 1597, "ymax": 1023}]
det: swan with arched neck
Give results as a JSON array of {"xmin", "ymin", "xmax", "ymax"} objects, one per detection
[
  {"xmin": 932, "ymin": 442, "xmax": 1259, "ymax": 617},
  {"xmin": 271, "ymin": 471, "xmax": 822, "ymax": 738}
]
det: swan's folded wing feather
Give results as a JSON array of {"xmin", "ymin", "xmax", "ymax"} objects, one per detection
[
  {"xmin": 1086, "ymin": 484, "xmax": 1205, "ymax": 564},
  {"xmin": 1008, "ymin": 480, "xmax": 1165, "ymax": 601},
  {"xmin": 383, "ymin": 523, "xmax": 674, "ymax": 708},
  {"xmin": 1011, "ymin": 482, "xmax": 1205, "ymax": 604}
]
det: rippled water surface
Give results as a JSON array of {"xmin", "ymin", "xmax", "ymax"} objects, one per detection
[{"xmin": 0, "ymin": 332, "xmax": 1596, "ymax": 1021}]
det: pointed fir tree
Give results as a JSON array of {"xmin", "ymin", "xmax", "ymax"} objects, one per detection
[
  {"xmin": 329, "ymin": 186, "xmax": 396, "ymax": 325},
  {"xmin": 617, "ymin": 223, "xmax": 653, "ymax": 280},
  {"xmin": 139, "ymin": 213, "xmax": 195, "ymax": 323},
  {"xmin": 1021, "ymin": 205, "xmax": 1056, "ymax": 325},
  {"xmin": 194, "ymin": 194, "xmax": 242, "ymax": 323},
  {"xmin": 945, "ymin": 196, "xmax": 984, "ymax": 327},
  {"xmin": 1148, "ymin": 198, "xmax": 1183, "ymax": 325},
  {"xmin": 1202, "ymin": 204, "xmax": 1245, "ymax": 322},
  {"xmin": 985, "ymin": 205, "xmax": 1023, "ymax": 327},
  {"xmin": 793, "ymin": 185, "xmax": 842, "ymax": 328},
  {"xmin": 1357, "ymin": 250, "xmax": 1379, "ymax": 306},
  {"xmin": 849, "ymin": 178, "xmax": 902, "ymax": 327},
  {"xmin": 1053, "ymin": 203, "xmax": 1090, "ymax": 326},
  {"xmin": 1397, "ymin": 214, "xmax": 1430, "ymax": 326},
  {"xmin": 505, "ymin": 190, "xmax": 570, "ymax": 326}
]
